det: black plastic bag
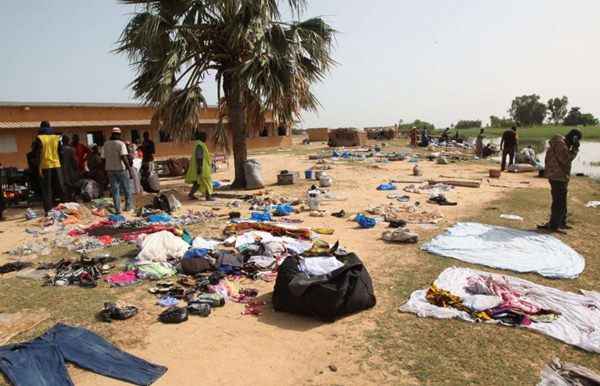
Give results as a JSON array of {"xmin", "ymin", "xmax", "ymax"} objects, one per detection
[
  {"xmin": 158, "ymin": 306, "xmax": 188, "ymax": 324},
  {"xmin": 187, "ymin": 302, "xmax": 211, "ymax": 317}
]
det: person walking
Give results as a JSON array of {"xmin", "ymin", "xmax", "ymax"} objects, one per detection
[
  {"xmin": 475, "ymin": 129, "xmax": 485, "ymax": 157},
  {"xmin": 538, "ymin": 129, "xmax": 582, "ymax": 233},
  {"xmin": 31, "ymin": 121, "xmax": 64, "ymax": 214},
  {"xmin": 500, "ymin": 126, "xmax": 518, "ymax": 171},
  {"xmin": 186, "ymin": 132, "xmax": 214, "ymax": 201},
  {"xmin": 103, "ymin": 127, "xmax": 134, "ymax": 213}
]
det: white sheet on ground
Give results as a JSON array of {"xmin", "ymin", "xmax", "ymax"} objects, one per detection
[
  {"xmin": 192, "ymin": 237, "xmax": 221, "ymax": 251},
  {"xmin": 422, "ymin": 222, "xmax": 585, "ymax": 279},
  {"xmin": 585, "ymin": 201, "xmax": 600, "ymax": 208},
  {"xmin": 137, "ymin": 231, "xmax": 190, "ymax": 262},
  {"xmin": 399, "ymin": 267, "xmax": 600, "ymax": 353}
]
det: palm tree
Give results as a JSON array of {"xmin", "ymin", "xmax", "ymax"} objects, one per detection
[{"xmin": 116, "ymin": 0, "xmax": 336, "ymax": 188}]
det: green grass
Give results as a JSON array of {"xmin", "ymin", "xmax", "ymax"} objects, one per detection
[
  {"xmin": 365, "ymin": 177, "xmax": 600, "ymax": 385},
  {"xmin": 455, "ymin": 125, "xmax": 600, "ymax": 140}
]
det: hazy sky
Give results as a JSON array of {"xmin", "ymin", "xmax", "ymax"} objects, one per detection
[{"xmin": 1, "ymin": 0, "xmax": 599, "ymax": 128}]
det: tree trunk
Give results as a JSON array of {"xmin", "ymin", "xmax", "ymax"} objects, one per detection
[{"xmin": 225, "ymin": 74, "xmax": 247, "ymax": 189}]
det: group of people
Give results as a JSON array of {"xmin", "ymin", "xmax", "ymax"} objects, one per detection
[{"xmin": 27, "ymin": 122, "xmax": 158, "ymax": 215}]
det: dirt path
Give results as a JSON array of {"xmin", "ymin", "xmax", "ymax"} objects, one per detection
[{"xmin": 0, "ymin": 145, "xmax": 549, "ymax": 385}]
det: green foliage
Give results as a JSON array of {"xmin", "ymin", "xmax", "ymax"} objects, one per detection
[
  {"xmin": 397, "ymin": 119, "xmax": 435, "ymax": 132},
  {"xmin": 489, "ymin": 115, "xmax": 515, "ymax": 128},
  {"xmin": 509, "ymin": 94, "xmax": 547, "ymax": 126},
  {"xmin": 547, "ymin": 96, "xmax": 569, "ymax": 124},
  {"xmin": 455, "ymin": 120, "xmax": 482, "ymax": 129},
  {"xmin": 563, "ymin": 107, "xmax": 599, "ymax": 126}
]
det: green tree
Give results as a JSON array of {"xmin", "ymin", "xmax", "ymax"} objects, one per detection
[
  {"xmin": 116, "ymin": 0, "xmax": 336, "ymax": 187},
  {"xmin": 547, "ymin": 96, "xmax": 569, "ymax": 124},
  {"xmin": 508, "ymin": 94, "xmax": 547, "ymax": 126},
  {"xmin": 455, "ymin": 120, "xmax": 482, "ymax": 129},
  {"xmin": 489, "ymin": 115, "xmax": 515, "ymax": 128},
  {"xmin": 563, "ymin": 107, "xmax": 599, "ymax": 126}
]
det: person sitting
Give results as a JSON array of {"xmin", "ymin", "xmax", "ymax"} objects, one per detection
[
  {"xmin": 519, "ymin": 145, "xmax": 538, "ymax": 166},
  {"xmin": 418, "ymin": 128, "xmax": 430, "ymax": 147},
  {"xmin": 86, "ymin": 146, "xmax": 108, "ymax": 192},
  {"xmin": 439, "ymin": 128, "xmax": 450, "ymax": 144}
]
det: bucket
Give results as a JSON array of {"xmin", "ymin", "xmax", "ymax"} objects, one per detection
[
  {"xmin": 319, "ymin": 174, "xmax": 332, "ymax": 188},
  {"xmin": 489, "ymin": 169, "xmax": 501, "ymax": 178},
  {"xmin": 305, "ymin": 170, "xmax": 314, "ymax": 180}
]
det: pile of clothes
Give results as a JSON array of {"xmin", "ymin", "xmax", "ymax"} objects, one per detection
[{"xmin": 400, "ymin": 267, "xmax": 600, "ymax": 353}]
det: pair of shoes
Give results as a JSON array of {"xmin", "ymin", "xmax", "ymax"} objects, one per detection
[
  {"xmin": 537, "ymin": 223, "xmax": 567, "ymax": 234},
  {"xmin": 428, "ymin": 195, "xmax": 457, "ymax": 206}
]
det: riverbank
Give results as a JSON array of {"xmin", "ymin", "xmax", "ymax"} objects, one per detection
[{"xmin": 455, "ymin": 125, "xmax": 600, "ymax": 140}]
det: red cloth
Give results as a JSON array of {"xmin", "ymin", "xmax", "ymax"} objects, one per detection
[{"xmin": 75, "ymin": 143, "xmax": 91, "ymax": 172}]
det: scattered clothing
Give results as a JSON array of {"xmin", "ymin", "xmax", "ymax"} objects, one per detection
[
  {"xmin": 422, "ymin": 223, "xmax": 585, "ymax": 279},
  {"xmin": 400, "ymin": 267, "xmax": 600, "ymax": 353},
  {"xmin": 377, "ymin": 183, "xmax": 396, "ymax": 191},
  {"xmin": 104, "ymin": 271, "xmax": 139, "ymax": 287},
  {"xmin": 382, "ymin": 228, "xmax": 419, "ymax": 244},
  {"xmin": 355, "ymin": 213, "xmax": 376, "ymax": 229},
  {"xmin": 500, "ymin": 214, "xmax": 524, "ymax": 221},
  {"xmin": 538, "ymin": 357, "xmax": 600, "ymax": 386},
  {"xmin": 586, "ymin": 201, "xmax": 600, "ymax": 208},
  {"xmin": 0, "ymin": 323, "xmax": 166, "ymax": 386},
  {"xmin": 137, "ymin": 231, "xmax": 190, "ymax": 262}
]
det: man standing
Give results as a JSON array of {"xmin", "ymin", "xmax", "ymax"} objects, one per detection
[
  {"xmin": 31, "ymin": 121, "xmax": 64, "ymax": 214},
  {"xmin": 186, "ymin": 132, "xmax": 214, "ymax": 201},
  {"xmin": 475, "ymin": 129, "xmax": 485, "ymax": 157},
  {"xmin": 139, "ymin": 131, "xmax": 155, "ymax": 181},
  {"xmin": 103, "ymin": 127, "xmax": 134, "ymax": 213},
  {"xmin": 538, "ymin": 129, "xmax": 582, "ymax": 233},
  {"xmin": 409, "ymin": 127, "xmax": 418, "ymax": 147},
  {"xmin": 500, "ymin": 126, "xmax": 518, "ymax": 171},
  {"xmin": 72, "ymin": 134, "xmax": 91, "ymax": 173},
  {"xmin": 61, "ymin": 136, "xmax": 80, "ymax": 200}
]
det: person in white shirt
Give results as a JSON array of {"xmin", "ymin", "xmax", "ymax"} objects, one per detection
[{"xmin": 103, "ymin": 127, "xmax": 134, "ymax": 213}]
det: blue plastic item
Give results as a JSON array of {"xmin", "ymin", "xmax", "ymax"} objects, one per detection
[
  {"xmin": 273, "ymin": 203, "xmax": 294, "ymax": 216},
  {"xmin": 147, "ymin": 213, "xmax": 173, "ymax": 223},
  {"xmin": 376, "ymin": 183, "xmax": 396, "ymax": 191},
  {"xmin": 304, "ymin": 170, "xmax": 314, "ymax": 179},
  {"xmin": 250, "ymin": 211, "xmax": 272, "ymax": 222},
  {"xmin": 212, "ymin": 181, "xmax": 222, "ymax": 189},
  {"xmin": 108, "ymin": 214, "xmax": 126, "ymax": 223},
  {"xmin": 355, "ymin": 213, "xmax": 376, "ymax": 229},
  {"xmin": 184, "ymin": 248, "xmax": 210, "ymax": 259}
]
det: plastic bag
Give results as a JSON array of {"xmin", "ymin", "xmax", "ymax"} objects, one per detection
[
  {"xmin": 355, "ymin": 214, "xmax": 376, "ymax": 229},
  {"xmin": 243, "ymin": 159, "xmax": 265, "ymax": 189},
  {"xmin": 137, "ymin": 231, "xmax": 190, "ymax": 262},
  {"xmin": 99, "ymin": 302, "xmax": 138, "ymax": 323}
]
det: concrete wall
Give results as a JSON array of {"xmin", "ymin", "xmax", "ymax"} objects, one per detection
[{"xmin": 0, "ymin": 104, "xmax": 290, "ymax": 168}]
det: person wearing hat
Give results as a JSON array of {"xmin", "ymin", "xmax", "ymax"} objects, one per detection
[
  {"xmin": 30, "ymin": 121, "xmax": 65, "ymax": 214},
  {"xmin": 103, "ymin": 127, "xmax": 134, "ymax": 213}
]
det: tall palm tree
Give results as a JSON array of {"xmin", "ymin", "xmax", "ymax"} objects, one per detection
[{"xmin": 116, "ymin": 0, "xmax": 336, "ymax": 188}]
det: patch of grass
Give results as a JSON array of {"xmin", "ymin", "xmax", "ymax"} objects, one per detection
[{"xmin": 364, "ymin": 177, "xmax": 600, "ymax": 385}]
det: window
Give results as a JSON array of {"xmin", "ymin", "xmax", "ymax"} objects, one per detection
[
  {"xmin": 0, "ymin": 135, "xmax": 17, "ymax": 153},
  {"xmin": 260, "ymin": 128, "xmax": 269, "ymax": 137},
  {"xmin": 86, "ymin": 131, "xmax": 105, "ymax": 147},
  {"xmin": 130, "ymin": 129, "xmax": 140, "ymax": 144},
  {"xmin": 278, "ymin": 126, "xmax": 287, "ymax": 136},
  {"xmin": 159, "ymin": 130, "xmax": 173, "ymax": 143}
]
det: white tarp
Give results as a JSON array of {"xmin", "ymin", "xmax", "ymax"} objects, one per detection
[
  {"xmin": 422, "ymin": 222, "xmax": 585, "ymax": 279},
  {"xmin": 399, "ymin": 267, "xmax": 600, "ymax": 353},
  {"xmin": 137, "ymin": 231, "xmax": 190, "ymax": 262}
]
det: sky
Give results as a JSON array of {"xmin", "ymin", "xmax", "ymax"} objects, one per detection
[{"xmin": 1, "ymin": 0, "xmax": 599, "ymax": 129}]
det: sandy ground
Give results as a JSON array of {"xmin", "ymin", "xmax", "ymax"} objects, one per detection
[{"xmin": 0, "ymin": 143, "xmax": 549, "ymax": 385}]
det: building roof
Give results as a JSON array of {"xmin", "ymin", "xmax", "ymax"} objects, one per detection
[
  {"xmin": 0, "ymin": 101, "xmax": 218, "ymax": 109},
  {"xmin": 0, "ymin": 120, "xmax": 152, "ymax": 129}
]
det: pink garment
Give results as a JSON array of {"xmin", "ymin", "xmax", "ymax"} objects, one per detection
[
  {"xmin": 467, "ymin": 275, "xmax": 541, "ymax": 315},
  {"xmin": 104, "ymin": 271, "xmax": 139, "ymax": 287}
]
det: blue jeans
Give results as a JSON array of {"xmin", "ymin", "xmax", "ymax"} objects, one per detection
[
  {"xmin": 0, "ymin": 323, "xmax": 167, "ymax": 386},
  {"xmin": 108, "ymin": 170, "xmax": 133, "ymax": 212}
]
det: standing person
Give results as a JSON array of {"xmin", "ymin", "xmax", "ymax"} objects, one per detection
[
  {"xmin": 475, "ymin": 129, "xmax": 485, "ymax": 157},
  {"xmin": 186, "ymin": 132, "xmax": 214, "ymax": 201},
  {"xmin": 72, "ymin": 134, "xmax": 91, "ymax": 173},
  {"xmin": 538, "ymin": 129, "xmax": 582, "ymax": 233},
  {"xmin": 86, "ymin": 146, "xmax": 108, "ymax": 191},
  {"xmin": 31, "ymin": 121, "xmax": 64, "ymax": 214},
  {"xmin": 139, "ymin": 131, "xmax": 155, "ymax": 181},
  {"xmin": 60, "ymin": 136, "xmax": 80, "ymax": 200},
  {"xmin": 500, "ymin": 126, "xmax": 518, "ymax": 171},
  {"xmin": 419, "ymin": 127, "xmax": 430, "ymax": 147},
  {"xmin": 103, "ymin": 128, "xmax": 134, "ymax": 213},
  {"xmin": 409, "ymin": 127, "xmax": 418, "ymax": 147}
]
